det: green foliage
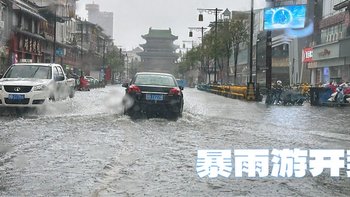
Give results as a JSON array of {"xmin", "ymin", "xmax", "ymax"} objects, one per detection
[
  {"xmin": 178, "ymin": 47, "xmax": 201, "ymax": 75},
  {"xmin": 181, "ymin": 17, "xmax": 249, "ymax": 83},
  {"xmin": 106, "ymin": 46, "xmax": 124, "ymax": 73}
]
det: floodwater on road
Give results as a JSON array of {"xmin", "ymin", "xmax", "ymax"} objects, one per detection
[{"xmin": 1, "ymin": 85, "xmax": 350, "ymax": 196}]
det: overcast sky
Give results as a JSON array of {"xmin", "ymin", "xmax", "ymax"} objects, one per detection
[{"xmin": 76, "ymin": 0, "xmax": 266, "ymax": 50}]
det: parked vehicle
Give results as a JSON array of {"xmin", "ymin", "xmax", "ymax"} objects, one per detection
[
  {"xmin": 85, "ymin": 76, "xmax": 99, "ymax": 89},
  {"xmin": 328, "ymin": 83, "xmax": 350, "ymax": 104},
  {"xmin": 122, "ymin": 72, "xmax": 184, "ymax": 118},
  {"xmin": 280, "ymin": 89, "xmax": 306, "ymax": 106},
  {"xmin": 0, "ymin": 63, "xmax": 75, "ymax": 107},
  {"xmin": 176, "ymin": 79, "xmax": 186, "ymax": 88},
  {"xmin": 265, "ymin": 87, "xmax": 305, "ymax": 106}
]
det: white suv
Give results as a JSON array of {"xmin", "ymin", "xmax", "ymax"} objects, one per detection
[{"xmin": 0, "ymin": 63, "xmax": 75, "ymax": 107}]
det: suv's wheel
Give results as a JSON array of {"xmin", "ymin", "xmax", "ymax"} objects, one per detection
[
  {"xmin": 49, "ymin": 92, "xmax": 56, "ymax": 101},
  {"xmin": 69, "ymin": 88, "xmax": 75, "ymax": 98}
]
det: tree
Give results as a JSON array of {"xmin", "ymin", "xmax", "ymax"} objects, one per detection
[
  {"xmin": 181, "ymin": 14, "xmax": 249, "ymax": 84},
  {"xmin": 230, "ymin": 17, "xmax": 249, "ymax": 84},
  {"xmin": 216, "ymin": 20, "xmax": 233, "ymax": 84},
  {"xmin": 201, "ymin": 33, "xmax": 215, "ymax": 83},
  {"xmin": 179, "ymin": 47, "xmax": 201, "ymax": 73},
  {"xmin": 105, "ymin": 45, "xmax": 124, "ymax": 80},
  {"xmin": 202, "ymin": 17, "xmax": 248, "ymax": 84}
]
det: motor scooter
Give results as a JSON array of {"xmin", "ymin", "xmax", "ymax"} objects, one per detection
[{"xmin": 78, "ymin": 76, "xmax": 90, "ymax": 91}]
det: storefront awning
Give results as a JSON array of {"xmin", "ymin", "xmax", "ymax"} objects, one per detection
[
  {"xmin": 334, "ymin": 0, "xmax": 350, "ymax": 10},
  {"xmin": 13, "ymin": 3, "xmax": 47, "ymax": 22},
  {"xmin": 16, "ymin": 29, "xmax": 45, "ymax": 40}
]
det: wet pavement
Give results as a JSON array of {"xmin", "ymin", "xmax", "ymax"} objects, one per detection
[{"xmin": 1, "ymin": 85, "xmax": 350, "ymax": 196}]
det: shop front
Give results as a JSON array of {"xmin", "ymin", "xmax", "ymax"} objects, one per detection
[
  {"xmin": 312, "ymin": 41, "xmax": 350, "ymax": 84},
  {"xmin": 13, "ymin": 31, "xmax": 44, "ymax": 64}
]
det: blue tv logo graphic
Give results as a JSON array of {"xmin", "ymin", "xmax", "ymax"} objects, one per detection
[
  {"xmin": 264, "ymin": 5, "xmax": 306, "ymax": 30},
  {"xmin": 285, "ymin": 20, "xmax": 314, "ymax": 38}
]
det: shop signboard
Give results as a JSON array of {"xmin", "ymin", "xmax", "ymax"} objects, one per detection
[{"xmin": 302, "ymin": 48, "xmax": 313, "ymax": 63}]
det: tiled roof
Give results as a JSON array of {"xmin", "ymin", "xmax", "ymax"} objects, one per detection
[{"xmin": 142, "ymin": 28, "xmax": 178, "ymax": 39}]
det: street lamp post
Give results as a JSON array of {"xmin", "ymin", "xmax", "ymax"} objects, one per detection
[
  {"xmin": 80, "ymin": 21, "xmax": 84, "ymax": 76},
  {"xmin": 189, "ymin": 26, "xmax": 207, "ymax": 83},
  {"xmin": 102, "ymin": 39, "xmax": 106, "ymax": 67},
  {"xmin": 51, "ymin": 4, "xmax": 70, "ymax": 63},
  {"xmin": 125, "ymin": 53, "xmax": 129, "ymax": 80},
  {"xmin": 53, "ymin": 7, "xmax": 57, "ymax": 63},
  {"xmin": 102, "ymin": 38, "xmax": 107, "ymax": 84},
  {"xmin": 246, "ymin": 0, "xmax": 256, "ymax": 100},
  {"xmin": 198, "ymin": 8, "xmax": 223, "ymax": 84},
  {"xmin": 249, "ymin": 0, "xmax": 254, "ymax": 84}
]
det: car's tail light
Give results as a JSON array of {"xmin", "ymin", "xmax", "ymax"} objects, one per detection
[
  {"xmin": 169, "ymin": 87, "xmax": 181, "ymax": 96},
  {"xmin": 128, "ymin": 85, "xmax": 141, "ymax": 93}
]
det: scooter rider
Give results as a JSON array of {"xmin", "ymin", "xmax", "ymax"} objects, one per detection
[
  {"xmin": 79, "ymin": 74, "xmax": 90, "ymax": 91},
  {"xmin": 273, "ymin": 80, "xmax": 283, "ymax": 104}
]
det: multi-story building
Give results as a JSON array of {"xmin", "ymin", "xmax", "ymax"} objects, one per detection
[
  {"xmin": 0, "ymin": 0, "xmax": 114, "ymax": 77},
  {"xmin": 123, "ymin": 47, "xmax": 142, "ymax": 78},
  {"xmin": 310, "ymin": 0, "xmax": 350, "ymax": 84},
  {"xmin": 0, "ymin": 0, "xmax": 12, "ymax": 73},
  {"xmin": 10, "ymin": 0, "xmax": 47, "ymax": 64},
  {"xmin": 86, "ymin": 3, "xmax": 113, "ymax": 39},
  {"xmin": 138, "ymin": 28, "xmax": 179, "ymax": 74},
  {"xmin": 230, "ymin": 7, "xmax": 293, "ymax": 86},
  {"xmin": 245, "ymin": 0, "xmax": 313, "ymax": 87},
  {"xmin": 75, "ymin": 19, "xmax": 110, "ymax": 75},
  {"xmin": 32, "ymin": 0, "xmax": 79, "ymax": 67}
]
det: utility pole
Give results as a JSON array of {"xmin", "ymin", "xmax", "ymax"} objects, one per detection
[
  {"xmin": 249, "ymin": 0, "xmax": 254, "ymax": 84},
  {"xmin": 265, "ymin": 0, "xmax": 273, "ymax": 90},
  {"xmin": 80, "ymin": 20, "xmax": 83, "ymax": 75},
  {"xmin": 53, "ymin": 7, "xmax": 57, "ymax": 63},
  {"xmin": 198, "ymin": 8, "xmax": 223, "ymax": 84},
  {"xmin": 246, "ymin": 0, "xmax": 256, "ymax": 100},
  {"xmin": 126, "ymin": 53, "xmax": 129, "ymax": 80},
  {"xmin": 102, "ymin": 39, "xmax": 106, "ymax": 67},
  {"xmin": 189, "ymin": 26, "xmax": 207, "ymax": 83},
  {"xmin": 214, "ymin": 8, "xmax": 219, "ymax": 84}
]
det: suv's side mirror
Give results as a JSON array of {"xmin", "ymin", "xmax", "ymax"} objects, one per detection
[
  {"xmin": 55, "ymin": 75, "xmax": 65, "ymax": 81},
  {"xmin": 122, "ymin": 82, "xmax": 129, "ymax": 88},
  {"xmin": 179, "ymin": 86, "xmax": 184, "ymax": 90}
]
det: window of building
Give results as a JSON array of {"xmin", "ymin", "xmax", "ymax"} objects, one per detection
[
  {"xmin": 323, "ymin": 0, "xmax": 345, "ymax": 18},
  {"xmin": 320, "ymin": 23, "xmax": 345, "ymax": 44}
]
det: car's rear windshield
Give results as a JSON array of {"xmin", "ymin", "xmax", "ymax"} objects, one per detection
[
  {"xmin": 4, "ymin": 65, "xmax": 52, "ymax": 79},
  {"xmin": 134, "ymin": 74, "xmax": 176, "ymax": 87}
]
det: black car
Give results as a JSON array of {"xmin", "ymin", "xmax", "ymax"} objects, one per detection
[{"xmin": 122, "ymin": 72, "xmax": 184, "ymax": 118}]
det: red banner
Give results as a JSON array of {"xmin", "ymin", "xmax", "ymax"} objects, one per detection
[
  {"xmin": 302, "ymin": 48, "xmax": 313, "ymax": 63},
  {"xmin": 105, "ymin": 66, "xmax": 111, "ymax": 81}
]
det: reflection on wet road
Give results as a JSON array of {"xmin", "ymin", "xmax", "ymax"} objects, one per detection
[{"xmin": 1, "ymin": 85, "xmax": 350, "ymax": 196}]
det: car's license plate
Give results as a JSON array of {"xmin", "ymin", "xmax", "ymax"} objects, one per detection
[
  {"xmin": 146, "ymin": 94, "xmax": 163, "ymax": 101},
  {"xmin": 8, "ymin": 94, "xmax": 25, "ymax": 100}
]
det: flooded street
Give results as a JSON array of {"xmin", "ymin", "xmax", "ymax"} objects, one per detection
[{"xmin": 1, "ymin": 85, "xmax": 350, "ymax": 196}]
